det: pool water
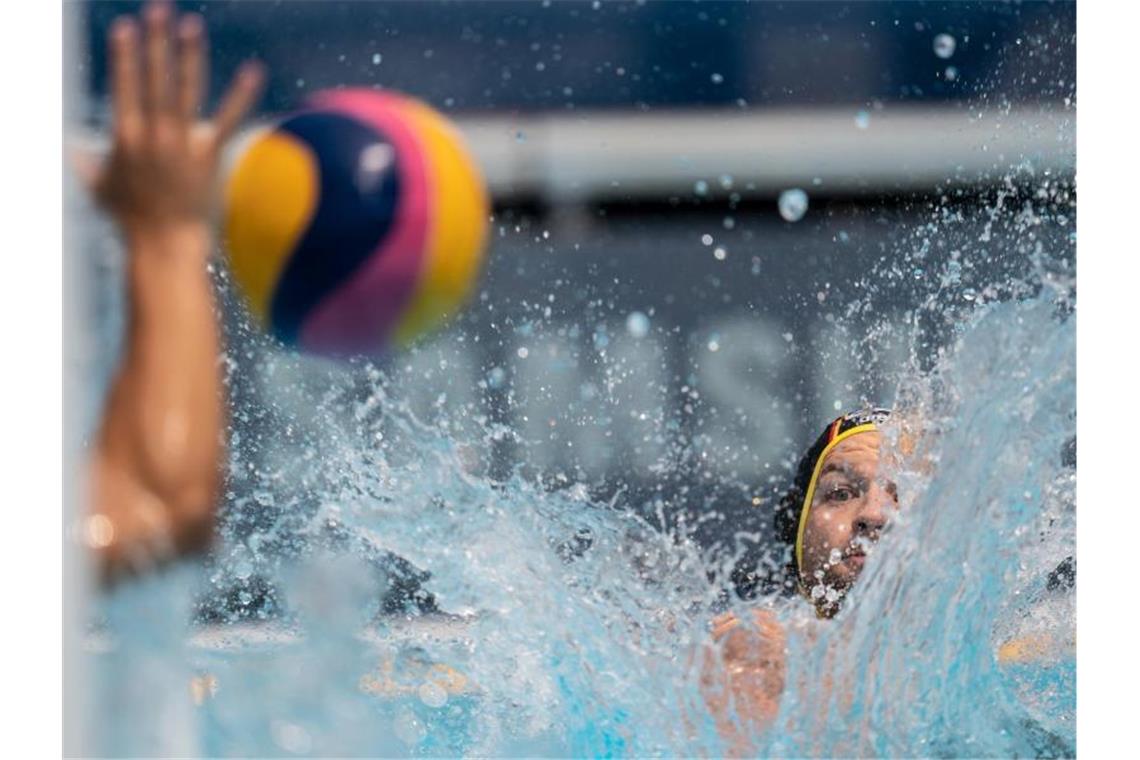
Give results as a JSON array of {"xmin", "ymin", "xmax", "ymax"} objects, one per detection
[
  {"xmin": 73, "ymin": 58, "xmax": 1075, "ymax": 756},
  {"xmin": 84, "ymin": 281, "xmax": 1075, "ymax": 757}
]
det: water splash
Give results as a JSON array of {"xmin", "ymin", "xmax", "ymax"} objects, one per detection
[
  {"xmin": 80, "ymin": 21, "xmax": 1075, "ymax": 755},
  {"xmin": 90, "ymin": 278, "xmax": 1073, "ymax": 758},
  {"xmin": 778, "ymin": 188, "xmax": 809, "ymax": 222},
  {"xmin": 934, "ymin": 33, "xmax": 957, "ymax": 59},
  {"xmin": 765, "ymin": 295, "xmax": 1075, "ymax": 757}
]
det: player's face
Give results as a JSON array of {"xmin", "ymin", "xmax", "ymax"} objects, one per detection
[{"xmin": 800, "ymin": 431, "xmax": 899, "ymax": 596}]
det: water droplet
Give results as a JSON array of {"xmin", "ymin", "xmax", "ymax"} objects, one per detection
[
  {"xmin": 713, "ymin": 247, "xmax": 727, "ymax": 261},
  {"xmin": 486, "ymin": 367, "xmax": 506, "ymax": 389},
  {"xmin": 778, "ymin": 188, "xmax": 809, "ymax": 222},
  {"xmin": 516, "ymin": 347, "xmax": 529, "ymax": 359},
  {"xmin": 722, "ymin": 216, "xmax": 735, "ymax": 230},
  {"xmin": 707, "ymin": 337, "xmax": 720, "ymax": 352},
  {"xmin": 418, "ymin": 681, "xmax": 449, "ymax": 708},
  {"xmin": 372, "ymin": 53, "xmax": 382, "ymax": 65},
  {"xmin": 833, "ymin": 399, "xmax": 843, "ymax": 411},
  {"xmin": 933, "ymin": 33, "xmax": 957, "ymax": 59},
  {"xmin": 393, "ymin": 709, "xmax": 427, "ymax": 745},
  {"xmin": 945, "ymin": 66, "xmax": 958, "ymax": 82},
  {"xmin": 710, "ymin": 72, "xmax": 724, "ymax": 84},
  {"xmin": 271, "ymin": 720, "xmax": 313, "ymax": 754},
  {"xmin": 701, "ymin": 233, "xmax": 714, "ymax": 246},
  {"xmin": 693, "ymin": 180, "xmax": 709, "ymax": 196},
  {"xmin": 718, "ymin": 174, "xmax": 734, "ymax": 189},
  {"xmin": 854, "ymin": 110, "xmax": 871, "ymax": 129},
  {"xmin": 626, "ymin": 311, "xmax": 650, "ymax": 338},
  {"xmin": 233, "ymin": 559, "xmax": 253, "ymax": 581}
]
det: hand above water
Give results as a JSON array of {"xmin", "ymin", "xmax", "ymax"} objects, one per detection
[
  {"xmin": 83, "ymin": 0, "xmax": 265, "ymax": 584},
  {"xmin": 78, "ymin": 0, "xmax": 264, "ymax": 247}
]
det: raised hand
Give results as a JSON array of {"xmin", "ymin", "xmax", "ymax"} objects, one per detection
[
  {"xmin": 85, "ymin": 1, "xmax": 265, "ymax": 582},
  {"xmin": 86, "ymin": 0, "xmax": 264, "ymax": 244}
]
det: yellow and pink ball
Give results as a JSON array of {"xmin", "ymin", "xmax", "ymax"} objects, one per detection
[{"xmin": 223, "ymin": 89, "xmax": 489, "ymax": 357}]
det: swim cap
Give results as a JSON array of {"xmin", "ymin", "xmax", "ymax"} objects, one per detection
[{"xmin": 776, "ymin": 408, "xmax": 892, "ymax": 580}]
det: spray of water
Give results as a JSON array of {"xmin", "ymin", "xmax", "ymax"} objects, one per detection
[
  {"xmin": 768, "ymin": 294, "xmax": 1074, "ymax": 758},
  {"xmin": 81, "ymin": 177, "xmax": 1077, "ymax": 756},
  {"xmin": 80, "ymin": 23, "xmax": 1075, "ymax": 756}
]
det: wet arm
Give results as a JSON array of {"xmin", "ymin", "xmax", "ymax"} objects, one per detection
[
  {"xmin": 90, "ymin": 223, "xmax": 224, "ymax": 579},
  {"xmin": 81, "ymin": 1, "xmax": 263, "ymax": 583}
]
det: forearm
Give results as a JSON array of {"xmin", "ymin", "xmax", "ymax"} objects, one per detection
[
  {"xmin": 94, "ymin": 224, "xmax": 226, "ymax": 571},
  {"xmin": 83, "ymin": 1, "xmax": 263, "ymax": 581}
]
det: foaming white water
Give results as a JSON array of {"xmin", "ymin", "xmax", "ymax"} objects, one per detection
[
  {"xmin": 76, "ymin": 148, "xmax": 1077, "ymax": 755},
  {"xmin": 89, "ymin": 294, "xmax": 1074, "ymax": 758},
  {"xmin": 770, "ymin": 294, "xmax": 1075, "ymax": 757}
]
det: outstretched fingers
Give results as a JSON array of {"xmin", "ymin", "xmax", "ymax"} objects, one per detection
[
  {"xmin": 142, "ymin": 1, "xmax": 175, "ymax": 117},
  {"xmin": 176, "ymin": 14, "xmax": 207, "ymax": 124},
  {"xmin": 211, "ymin": 61, "xmax": 266, "ymax": 147},
  {"xmin": 104, "ymin": 0, "xmax": 265, "ymax": 166},
  {"xmin": 108, "ymin": 17, "xmax": 143, "ymax": 144}
]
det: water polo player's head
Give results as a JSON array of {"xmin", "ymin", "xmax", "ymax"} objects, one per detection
[{"xmin": 771, "ymin": 408, "xmax": 899, "ymax": 612}]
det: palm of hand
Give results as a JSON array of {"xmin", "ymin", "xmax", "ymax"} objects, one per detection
[{"xmin": 82, "ymin": 3, "xmax": 263, "ymax": 239}]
